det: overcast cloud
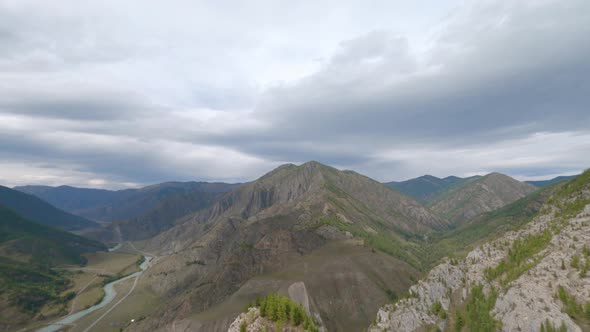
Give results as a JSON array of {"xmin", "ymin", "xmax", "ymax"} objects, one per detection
[{"xmin": 0, "ymin": 0, "xmax": 588, "ymax": 189}]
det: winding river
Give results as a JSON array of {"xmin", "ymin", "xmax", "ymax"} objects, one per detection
[
  {"xmin": 38, "ymin": 255, "xmax": 152, "ymax": 332},
  {"xmin": 107, "ymin": 243, "xmax": 123, "ymax": 252}
]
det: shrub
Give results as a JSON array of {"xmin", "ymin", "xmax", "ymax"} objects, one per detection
[
  {"xmin": 246, "ymin": 293, "xmax": 318, "ymax": 331},
  {"xmin": 454, "ymin": 312, "xmax": 464, "ymax": 332},
  {"xmin": 451, "ymin": 284, "xmax": 498, "ymax": 332},
  {"xmin": 484, "ymin": 230, "xmax": 552, "ymax": 285},
  {"xmin": 430, "ymin": 301, "xmax": 446, "ymax": 318},
  {"xmin": 557, "ymin": 286, "xmax": 576, "ymax": 316},
  {"xmin": 571, "ymin": 254, "xmax": 580, "ymax": 269},
  {"xmin": 540, "ymin": 319, "xmax": 567, "ymax": 332},
  {"xmin": 385, "ymin": 289, "xmax": 398, "ymax": 303}
]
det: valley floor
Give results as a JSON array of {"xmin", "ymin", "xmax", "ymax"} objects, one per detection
[{"xmin": 21, "ymin": 243, "xmax": 158, "ymax": 332}]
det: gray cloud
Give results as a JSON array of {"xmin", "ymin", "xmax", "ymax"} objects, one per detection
[
  {"xmin": 0, "ymin": 96, "xmax": 150, "ymax": 121},
  {"xmin": 0, "ymin": 0, "xmax": 588, "ymax": 187},
  {"xmin": 197, "ymin": 0, "xmax": 590, "ymax": 170}
]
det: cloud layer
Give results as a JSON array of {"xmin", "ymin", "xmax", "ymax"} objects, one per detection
[{"xmin": 0, "ymin": 0, "xmax": 588, "ymax": 188}]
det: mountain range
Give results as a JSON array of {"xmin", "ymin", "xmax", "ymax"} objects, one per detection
[
  {"xmin": 525, "ymin": 174, "xmax": 578, "ymax": 187},
  {"xmin": 0, "ymin": 185, "xmax": 99, "ymax": 231},
  {"xmin": 386, "ymin": 173, "xmax": 573, "ymax": 204},
  {"xmin": 385, "ymin": 175, "xmax": 478, "ymax": 204},
  {"xmin": 125, "ymin": 161, "xmax": 447, "ymax": 331},
  {"xmin": 124, "ymin": 162, "xmax": 545, "ymax": 332},
  {"xmin": 427, "ymin": 173, "xmax": 537, "ymax": 224},
  {"xmin": 15, "ymin": 182, "xmax": 239, "ymax": 223},
  {"xmin": 2, "ymin": 162, "xmax": 587, "ymax": 332},
  {"xmin": 387, "ymin": 173, "xmax": 538, "ymax": 225}
]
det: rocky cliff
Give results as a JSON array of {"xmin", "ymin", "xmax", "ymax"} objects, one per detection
[{"xmin": 371, "ymin": 171, "xmax": 590, "ymax": 332}]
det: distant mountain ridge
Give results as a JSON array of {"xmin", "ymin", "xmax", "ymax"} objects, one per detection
[
  {"xmin": 387, "ymin": 173, "xmax": 579, "ymax": 203},
  {"xmin": 385, "ymin": 175, "xmax": 480, "ymax": 204},
  {"xmin": 525, "ymin": 174, "xmax": 578, "ymax": 187},
  {"xmin": 0, "ymin": 205, "xmax": 106, "ymax": 266},
  {"xmin": 428, "ymin": 172, "xmax": 538, "ymax": 224},
  {"xmin": 15, "ymin": 181, "xmax": 240, "ymax": 223},
  {"xmin": 0, "ymin": 185, "xmax": 99, "ymax": 231},
  {"xmin": 93, "ymin": 188, "xmax": 233, "ymax": 242}
]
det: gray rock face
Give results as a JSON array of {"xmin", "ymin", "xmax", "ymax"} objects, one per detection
[
  {"xmin": 227, "ymin": 282, "xmax": 326, "ymax": 332},
  {"xmin": 314, "ymin": 225, "xmax": 353, "ymax": 240},
  {"xmin": 493, "ymin": 213, "xmax": 590, "ymax": 332},
  {"xmin": 370, "ymin": 202, "xmax": 590, "ymax": 332},
  {"xmin": 288, "ymin": 282, "xmax": 310, "ymax": 313},
  {"xmin": 227, "ymin": 308, "xmax": 267, "ymax": 332}
]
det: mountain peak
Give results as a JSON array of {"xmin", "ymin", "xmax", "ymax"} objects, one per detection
[
  {"xmin": 194, "ymin": 160, "xmax": 446, "ymax": 234},
  {"xmin": 484, "ymin": 172, "xmax": 508, "ymax": 178},
  {"xmin": 420, "ymin": 174, "xmax": 441, "ymax": 180},
  {"xmin": 301, "ymin": 160, "xmax": 323, "ymax": 167},
  {"xmin": 298, "ymin": 160, "xmax": 336, "ymax": 171},
  {"xmin": 258, "ymin": 161, "xmax": 336, "ymax": 183}
]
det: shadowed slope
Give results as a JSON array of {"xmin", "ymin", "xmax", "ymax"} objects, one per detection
[
  {"xmin": 0, "ymin": 186, "xmax": 99, "ymax": 231},
  {"xmin": 16, "ymin": 182, "xmax": 239, "ymax": 223}
]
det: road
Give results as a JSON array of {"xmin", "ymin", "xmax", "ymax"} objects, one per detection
[
  {"xmin": 38, "ymin": 241, "xmax": 156, "ymax": 332},
  {"xmin": 81, "ymin": 257, "xmax": 148, "ymax": 332},
  {"xmin": 81, "ymin": 241, "xmax": 155, "ymax": 332}
]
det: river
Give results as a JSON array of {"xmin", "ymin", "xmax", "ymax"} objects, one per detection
[
  {"xmin": 107, "ymin": 243, "xmax": 123, "ymax": 252},
  {"xmin": 38, "ymin": 255, "xmax": 152, "ymax": 332}
]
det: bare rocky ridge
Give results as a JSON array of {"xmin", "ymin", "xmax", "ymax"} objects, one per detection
[
  {"xmin": 370, "ymin": 174, "xmax": 590, "ymax": 332},
  {"xmin": 127, "ymin": 161, "xmax": 441, "ymax": 332},
  {"xmin": 429, "ymin": 173, "xmax": 538, "ymax": 225}
]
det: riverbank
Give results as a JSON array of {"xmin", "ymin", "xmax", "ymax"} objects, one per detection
[{"xmin": 38, "ymin": 256, "xmax": 151, "ymax": 332}]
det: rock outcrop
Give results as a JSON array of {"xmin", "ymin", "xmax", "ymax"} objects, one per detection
[
  {"xmin": 227, "ymin": 282, "xmax": 326, "ymax": 332},
  {"xmin": 227, "ymin": 308, "xmax": 270, "ymax": 332},
  {"xmin": 371, "ymin": 174, "xmax": 590, "ymax": 332}
]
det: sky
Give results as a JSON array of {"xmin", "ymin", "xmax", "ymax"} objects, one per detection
[{"xmin": 0, "ymin": 0, "xmax": 589, "ymax": 189}]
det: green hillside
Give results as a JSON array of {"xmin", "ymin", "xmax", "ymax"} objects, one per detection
[
  {"xmin": 0, "ymin": 205, "xmax": 106, "ymax": 266},
  {"xmin": 526, "ymin": 175, "xmax": 578, "ymax": 187},
  {"xmin": 423, "ymin": 184, "xmax": 556, "ymax": 266},
  {"xmin": 428, "ymin": 173, "xmax": 538, "ymax": 224},
  {"xmin": 385, "ymin": 175, "xmax": 477, "ymax": 204},
  {"xmin": 0, "ymin": 185, "xmax": 99, "ymax": 231},
  {"xmin": 0, "ymin": 205, "xmax": 106, "ymax": 322}
]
